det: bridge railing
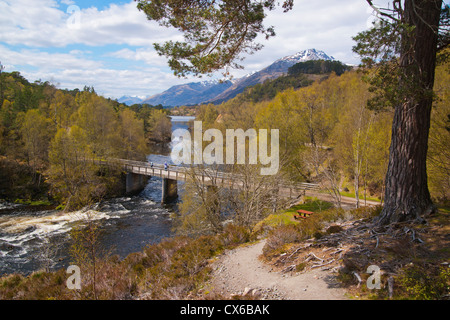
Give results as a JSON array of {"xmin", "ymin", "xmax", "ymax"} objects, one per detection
[{"xmin": 95, "ymin": 158, "xmax": 320, "ymax": 196}]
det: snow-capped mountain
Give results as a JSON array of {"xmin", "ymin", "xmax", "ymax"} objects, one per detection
[
  {"xmin": 275, "ymin": 49, "xmax": 335, "ymax": 64},
  {"xmin": 209, "ymin": 49, "xmax": 335, "ymax": 104},
  {"xmin": 138, "ymin": 49, "xmax": 336, "ymax": 107},
  {"xmin": 117, "ymin": 95, "xmax": 146, "ymax": 106}
]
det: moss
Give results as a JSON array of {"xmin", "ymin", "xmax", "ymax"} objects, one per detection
[
  {"xmin": 326, "ymin": 225, "xmax": 344, "ymax": 234},
  {"xmin": 397, "ymin": 265, "xmax": 450, "ymax": 300},
  {"xmin": 296, "ymin": 262, "xmax": 306, "ymax": 272},
  {"xmin": 14, "ymin": 199, "xmax": 52, "ymax": 206}
]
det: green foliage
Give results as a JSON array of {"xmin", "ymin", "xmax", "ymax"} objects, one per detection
[
  {"xmin": 132, "ymin": 104, "xmax": 172, "ymax": 143},
  {"xmin": 352, "ymin": 18, "xmax": 414, "ymax": 110},
  {"xmin": 0, "ymin": 71, "xmax": 149, "ymax": 208},
  {"xmin": 13, "ymin": 199, "xmax": 52, "ymax": 206},
  {"xmin": 287, "ymin": 198, "xmax": 333, "ymax": 213},
  {"xmin": 0, "ymin": 156, "xmax": 50, "ymax": 202},
  {"xmin": 398, "ymin": 265, "xmax": 450, "ymax": 300},
  {"xmin": 427, "ymin": 57, "xmax": 450, "ymax": 202},
  {"xmin": 119, "ymin": 108, "xmax": 149, "ymax": 159},
  {"xmin": 239, "ymin": 73, "xmax": 313, "ymax": 103},
  {"xmin": 136, "ymin": 0, "xmax": 293, "ymax": 76},
  {"xmin": 288, "ymin": 60, "xmax": 351, "ymax": 76},
  {"xmin": 227, "ymin": 59, "xmax": 350, "ymax": 105},
  {"xmin": 145, "ymin": 108, "xmax": 172, "ymax": 143}
]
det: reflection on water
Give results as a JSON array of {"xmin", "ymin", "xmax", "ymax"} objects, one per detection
[{"xmin": 0, "ymin": 116, "xmax": 193, "ymax": 275}]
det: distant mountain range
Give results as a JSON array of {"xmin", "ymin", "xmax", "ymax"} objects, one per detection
[
  {"xmin": 117, "ymin": 49, "xmax": 335, "ymax": 107},
  {"xmin": 117, "ymin": 95, "xmax": 148, "ymax": 106}
]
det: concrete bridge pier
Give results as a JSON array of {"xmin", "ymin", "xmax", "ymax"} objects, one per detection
[
  {"xmin": 162, "ymin": 178, "xmax": 178, "ymax": 204},
  {"xmin": 125, "ymin": 172, "xmax": 148, "ymax": 195}
]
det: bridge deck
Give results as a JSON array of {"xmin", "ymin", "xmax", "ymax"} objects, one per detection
[{"xmin": 96, "ymin": 158, "xmax": 320, "ymax": 199}]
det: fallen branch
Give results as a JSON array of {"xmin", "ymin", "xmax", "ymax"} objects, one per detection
[
  {"xmin": 282, "ymin": 264, "xmax": 296, "ymax": 273},
  {"xmin": 307, "ymin": 252, "xmax": 324, "ymax": 263},
  {"xmin": 311, "ymin": 259, "xmax": 335, "ymax": 269},
  {"xmin": 285, "ymin": 244, "xmax": 311, "ymax": 260},
  {"xmin": 353, "ymin": 271, "xmax": 362, "ymax": 287},
  {"xmin": 404, "ymin": 227, "xmax": 425, "ymax": 244},
  {"xmin": 330, "ymin": 248, "xmax": 344, "ymax": 255}
]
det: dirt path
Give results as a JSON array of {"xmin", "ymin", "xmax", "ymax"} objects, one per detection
[{"xmin": 207, "ymin": 239, "xmax": 348, "ymax": 300}]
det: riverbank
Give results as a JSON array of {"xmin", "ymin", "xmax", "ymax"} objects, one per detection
[
  {"xmin": 1, "ymin": 202, "xmax": 447, "ymax": 300},
  {"xmin": 0, "ymin": 175, "xmax": 176, "ymax": 276},
  {"xmin": 0, "ymin": 157, "xmax": 51, "ymax": 206}
]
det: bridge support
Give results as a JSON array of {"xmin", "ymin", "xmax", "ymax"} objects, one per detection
[
  {"xmin": 125, "ymin": 172, "xmax": 148, "ymax": 195},
  {"xmin": 162, "ymin": 178, "xmax": 178, "ymax": 204}
]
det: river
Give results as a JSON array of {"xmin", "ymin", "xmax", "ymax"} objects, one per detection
[{"xmin": 0, "ymin": 115, "xmax": 195, "ymax": 276}]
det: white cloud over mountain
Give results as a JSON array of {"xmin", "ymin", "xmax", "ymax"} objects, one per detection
[{"xmin": 0, "ymin": 0, "xmax": 390, "ymax": 98}]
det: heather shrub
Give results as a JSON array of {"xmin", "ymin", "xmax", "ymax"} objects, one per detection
[
  {"xmin": 262, "ymin": 224, "xmax": 303, "ymax": 258},
  {"xmin": 219, "ymin": 224, "xmax": 254, "ymax": 248}
]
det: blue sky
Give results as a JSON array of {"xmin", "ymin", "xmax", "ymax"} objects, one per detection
[{"xmin": 0, "ymin": 0, "xmax": 392, "ymax": 99}]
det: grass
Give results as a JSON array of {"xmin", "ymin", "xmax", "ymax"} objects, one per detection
[
  {"xmin": 437, "ymin": 205, "xmax": 450, "ymax": 214},
  {"xmin": 252, "ymin": 198, "xmax": 336, "ymax": 240},
  {"xmin": 255, "ymin": 197, "xmax": 334, "ymax": 230},
  {"xmin": 317, "ymin": 189, "xmax": 382, "ymax": 202},
  {"xmin": 285, "ymin": 197, "xmax": 333, "ymax": 213},
  {"xmin": 339, "ymin": 191, "xmax": 381, "ymax": 203}
]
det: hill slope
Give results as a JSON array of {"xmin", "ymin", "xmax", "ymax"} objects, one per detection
[
  {"xmin": 142, "ymin": 80, "xmax": 233, "ymax": 106},
  {"xmin": 142, "ymin": 49, "xmax": 335, "ymax": 107}
]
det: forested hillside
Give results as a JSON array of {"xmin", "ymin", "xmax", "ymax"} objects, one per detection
[
  {"xmin": 0, "ymin": 71, "xmax": 171, "ymax": 209},
  {"xmin": 196, "ymin": 62, "xmax": 450, "ymax": 206},
  {"xmin": 228, "ymin": 60, "xmax": 352, "ymax": 104}
]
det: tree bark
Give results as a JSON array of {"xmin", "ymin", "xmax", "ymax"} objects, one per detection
[{"xmin": 376, "ymin": 0, "xmax": 442, "ymax": 225}]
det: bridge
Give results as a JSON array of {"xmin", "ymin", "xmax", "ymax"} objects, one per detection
[{"xmin": 94, "ymin": 158, "xmax": 320, "ymax": 204}]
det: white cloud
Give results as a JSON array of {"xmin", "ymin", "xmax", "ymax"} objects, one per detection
[
  {"xmin": 227, "ymin": 0, "xmax": 377, "ymax": 77},
  {"xmin": 0, "ymin": 44, "xmax": 102, "ymax": 71},
  {"xmin": 0, "ymin": 0, "xmax": 181, "ymax": 47},
  {"xmin": 0, "ymin": 0, "xmax": 393, "ymax": 98},
  {"xmin": 108, "ymin": 48, "xmax": 168, "ymax": 67},
  {"xmin": 0, "ymin": 42, "xmax": 190, "ymax": 99}
]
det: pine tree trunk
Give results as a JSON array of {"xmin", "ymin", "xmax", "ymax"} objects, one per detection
[{"xmin": 376, "ymin": 0, "xmax": 442, "ymax": 225}]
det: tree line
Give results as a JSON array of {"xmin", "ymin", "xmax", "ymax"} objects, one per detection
[
  {"xmin": 192, "ymin": 63, "xmax": 449, "ymax": 217},
  {"xmin": 230, "ymin": 60, "xmax": 352, "ymax": 105},
  {"xmin": 137, "ymin": 0, "xmax": 449, "ymax": 226},
  {"xmin": 0, "ymin": 70, "xmax": 171, "ymax": 209}
]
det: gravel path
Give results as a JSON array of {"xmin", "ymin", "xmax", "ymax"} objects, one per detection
[{"xmin": 208, "ymin": 240, "xmax": 348, "ymax": 300}]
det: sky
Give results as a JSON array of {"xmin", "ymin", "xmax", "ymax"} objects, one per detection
[{"xmin": 0, "ymin": 0, "xmax": 392, "ymax": 100}]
